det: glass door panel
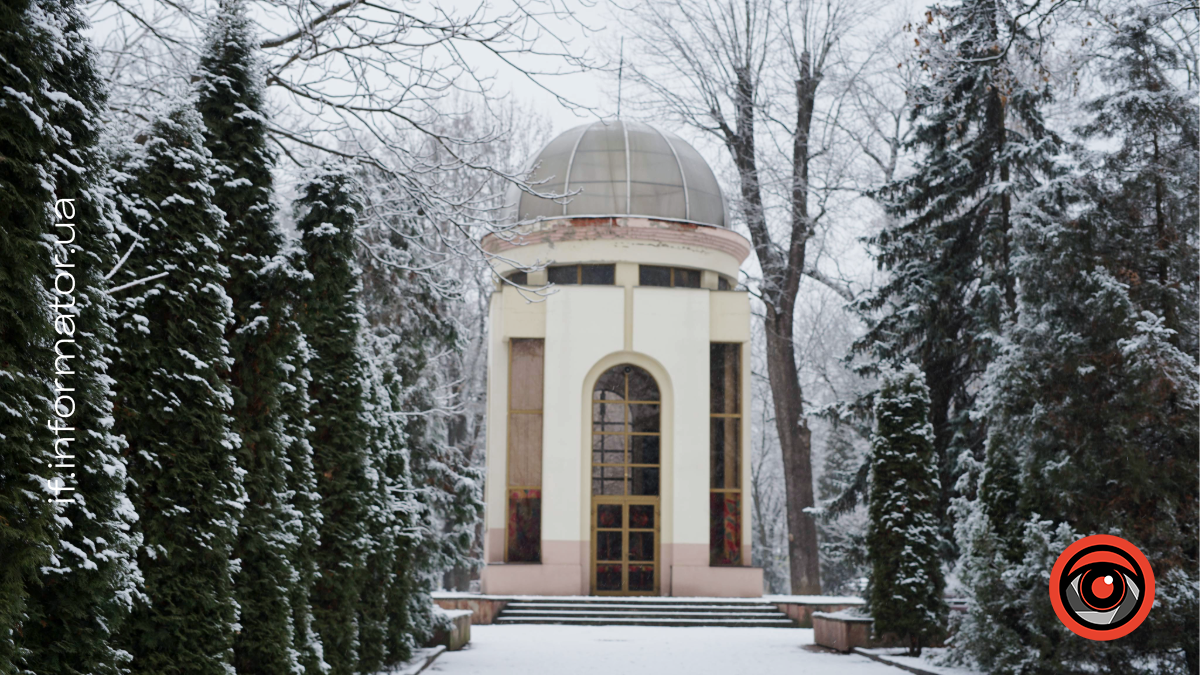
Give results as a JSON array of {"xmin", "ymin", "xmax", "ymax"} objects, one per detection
[{"xmin": 591, "ymin": 499, "xmax": 658, "ymax": 595}]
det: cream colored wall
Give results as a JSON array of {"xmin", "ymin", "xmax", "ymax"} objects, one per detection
[
  {"xmin": 541, "ymin": 287, "xmax": 625, "ymax": 546},
  {"xmin": 631, "ymin": 288, "xmax": 709, "ymax": 552},
  {"xmin": 483, "ymin": 232, "xmax": 757, "ymax": 594}
]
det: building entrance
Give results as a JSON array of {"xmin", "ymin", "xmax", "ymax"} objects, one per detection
[{"xmin": 590, "ymin": 364, "xmax": 661, "ymax": 595}]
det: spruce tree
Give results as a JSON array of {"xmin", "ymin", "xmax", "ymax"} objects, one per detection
[
  {"xmin": 816, "ymin": 424, "xmax": 868, "ymax": 596},
  {"xmin": 195, "ymin": 3, "xmax": 304, "ymax": 672},
  {"xmin": 17, "ymin": 1, "xmax": 143, "ymax": 673},
  {"xmin": 295, "ymin": 167, "xmax": 373, "ymax": 675},
  {"xmin": 0, "ymin": 1, "xmax": 64, "ymax": 669},
  {"xmin": 952, "ymin": 9, "xmax": 1199, "ymax": 674},
  {"xmin": 866, "ymin": 364, "xmax": 945, "ymax": 656},
  {"xmin": 109, "ymin": 103, "xmax": 244, "ymax": 675},
  {"xmin": 855, "ymin": 0, "xmax": 1059, "ymax": 547}
]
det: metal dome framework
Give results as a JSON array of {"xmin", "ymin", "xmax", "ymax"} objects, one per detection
[{"xmin": 514, "ymin": 119, "xmax": 727, "ymax": 228}]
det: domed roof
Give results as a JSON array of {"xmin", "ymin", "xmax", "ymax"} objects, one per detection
[{"xmin": 512, "ymin": 119, "xmax": 726, "ymax": 228}]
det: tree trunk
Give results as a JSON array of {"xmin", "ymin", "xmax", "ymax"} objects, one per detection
[
  {"xmin": 722, "ymin": 52, "xmax": 823, "ymax": 595},
  {"xmin": 765, "ymin": 307, "xmax": 821, "ymax": 593}
]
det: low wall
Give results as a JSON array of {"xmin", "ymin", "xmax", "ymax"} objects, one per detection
[
  {"xmin": 766, "ymin": 595, "xmax": 865, "ymax": 628},
  {"xmin": 813, "ymin": 611, "xmax": 875, "ymax": 652},
  {"xmin": 432, "ymin": 594, "xmax": 509, "ymax": 625},
  {"xmin": 430, "ymin": 610, "xmax": 472, "ymax": 651}
]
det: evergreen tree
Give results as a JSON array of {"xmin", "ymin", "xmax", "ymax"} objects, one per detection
[
  {"xmin": 295, "ymin": 167, "xmax": 373, "ymax": 675},
  {"xmin": 109, "ymin": 103, "xmax": 244, "ymax": 675},
  {"xmin": 17, "ymin": 1, "xmax": 143, "ymax": 673},
  {"xmin": 194, "ymin": 3, "xmax": 305, "ymax": 672},
  {"xmin": 855, "ymin": 0, "xmax": 1059, "ymax": 548},
  {"xmin": 357, "ymin": 355, "xmax": 409, "ymax": 672},
  {"xmin": 866, "ymin": 364, "xmax": 945, "ymax": 656},
  {"xmin": 0, "ymin": 1, "xmax": 65, "ymax": 669},
  {"xmin": 278, "ymin": 246, "xmax": 328, "ymax": 675},
  {"xmin": 952, "ymin": 9, "xmax": 1199, "ymax": 674},
  {"xmin": 356, "ymin": 177, "xmax": 483, "ymax": 657},
  {"xmin": 816, "ymin": 424, "xmax": 868, "ymax": 596}
]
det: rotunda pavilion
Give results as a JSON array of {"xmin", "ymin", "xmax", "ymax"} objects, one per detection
[{"xmin": 480, "ymin": 119, "xmax": 761, "ymax": 597}]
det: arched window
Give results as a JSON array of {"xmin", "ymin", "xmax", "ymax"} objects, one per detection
[
  {"xmin": 591, "ymin": 364, "xmax": 661, "ymax": 594},
  {"xmin": 592, "ymin": 365, "xmax": 660, "ymax": 496}
]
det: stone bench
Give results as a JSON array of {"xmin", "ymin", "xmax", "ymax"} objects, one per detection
[{"xmin": 812, "ymin": 610, "xmax": 876, "ymax": 652}]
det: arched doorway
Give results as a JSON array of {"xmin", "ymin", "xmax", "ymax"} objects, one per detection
[{"xmin": 590, "ymin": 364, "xmax": 661, "ymax": 595}]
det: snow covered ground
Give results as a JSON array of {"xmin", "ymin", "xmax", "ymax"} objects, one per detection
[{"xmin": 427, "ymin": 624, "xmax": 923, "ymax": 675}]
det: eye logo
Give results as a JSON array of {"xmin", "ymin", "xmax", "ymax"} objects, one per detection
[{"xmin": 1049, "ymin": 534, "xmax": 1154, "ymax": 641}]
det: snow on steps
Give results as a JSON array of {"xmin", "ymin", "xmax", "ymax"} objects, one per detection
[{"xmin": 493, "ymin": 597, "xmax": 798, "ymax": 628}]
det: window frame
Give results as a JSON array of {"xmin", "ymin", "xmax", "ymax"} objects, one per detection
[
  {"xmin": 547, "ymin": 263, "xmax": 615, "ymax": 285},
  {"xmin": 638, "ymin": 265, "xmax": 703, "ymax": 288},
  {"xmin": 709, "ymin": 342, "xmax": 743, "ymax": 567}
]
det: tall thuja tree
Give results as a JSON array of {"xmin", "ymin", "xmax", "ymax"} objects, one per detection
[
  {"xmin": 866, "ymin": 364, "xmax": 944, "ymax": 656},
  {"xmin": 356, "ymin": 355, "xmax": 410, "ymax": 673},
  {"xmin": 951, "ymin": 10, "xmax": 1199, "ymax": 674},
  {"xmin": 295, "ymin": 167, "xmax": 374, "ymax": 675},
  {"xmin": 279, "ymin": 245, "xmax": 328, "ymax": 675},
  {"xmin": 0, "ymin": 1, "xmax": 63, "ymax": 669},
  {"xmin": 109, "ymin": 104, "xmax": 244, "ymax": 675},
  {"xmin": 18, "ymin": 1, "xmax": 143, "ymax": 674},
  {"xmin": 194, "ymin": 3, "xmax": 304, "ymax": 673},
  {"xmin": 855, "ymin": 0, "xmax": 1059, "ymax": 548}
]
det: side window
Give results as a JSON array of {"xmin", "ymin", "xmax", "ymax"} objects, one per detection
[
  {"xmin": 506, "ymin": 338, "xmax": 544, "ymax": 563},
  {"xmin": 548, "ymin": 264, "xmax": 615, "ymax": 285},
  {"xmin": 638, "ymin": 265, "xmax": 702, "ymax": 288},
  {"xmin": 709, "ymin": 343, "xmax": 743, "ymax": 566}
]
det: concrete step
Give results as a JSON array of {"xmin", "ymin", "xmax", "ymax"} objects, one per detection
[
  {"xmin": 494, "ymin": 615, "xmax": 797, "ymax": 627},
  {"xmin": 493, "ymin": 598, "xmax": 798, "ymax": 628},
  {"xmin": 504, "ymin": 602, "xmax": 777, "ymax": 613},
  {"xmin": 502, "ymin": 609, "xmax": 786, "ymax": 619}
]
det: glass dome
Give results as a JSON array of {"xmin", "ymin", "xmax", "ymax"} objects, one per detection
[{"xmin": 512, "ymin": 119, "xmax": 727, "ymax": 228}]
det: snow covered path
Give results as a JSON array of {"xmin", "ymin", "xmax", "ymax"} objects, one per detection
[{"xmin": 427, "ymin": 625, "xmax": 909, "ymax": 675}]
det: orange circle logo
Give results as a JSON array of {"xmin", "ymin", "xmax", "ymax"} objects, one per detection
[{"xmin": 1049, "ymin": 534, "xmax": 1154, "ymax": 640}]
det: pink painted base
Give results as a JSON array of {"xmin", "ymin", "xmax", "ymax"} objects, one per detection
[{"xmin": 670, "ymin": 565, "xmax": 763, "ymax": 597}]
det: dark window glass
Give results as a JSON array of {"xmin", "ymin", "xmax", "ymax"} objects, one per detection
[
  {"xmin": 629, "ymin": 504, "xmax": 655, "ymax": 528},
  {"xmin": 506, "ymin": 489, "xmax": 541, "ymax": 563},
  {"xmin": 710, "ymin": 418, "xmax": 740, "ymax": 489},
  {"xmin": 674, "ymin": 268, "xmax": 701, "ymax": 288},
  {"xmin": 709, "ymin": 342, "xmax": 742, "ymax": 567},
  {"xmin": 710, "ymin": 344, "xmax": 740, "ymax": 414},
  {"xmin": 597, "ymin": 504, "xmax": 622, "ymax": 528},
  {"xmin": 630, "ymin": 468, "xmax": 659, "ymax": 496},
  {"xmin": 626, "ymin": 367, "xmax": 660, "ymax": 401},
  {"xmin": 628, "ymin": 565, "xmax": 655, "ymax": 591},
  {"xmin": 581, "ymin": 264, "xmax": 615, "ymax": 285},
  {"xmin": 639, "ymin": 265, "xmax": 671, "ymax": 286},
  {"xmin": 597, "ymin": 531, "xmax": 622, "ymax": 561},
  {"xmin": 597, "ymin": 564, "xmax": 622, "ymax": 590},
  {"xmin": 709, "ymin": 492, "xmax": 742, "ymax": 566},
  {"xmin": 718, "ymin": 276, "xmax": 732, "ymax": 291},
  {"xmin": 629, "ymin": 435, "xmax": 659, "ymax": 465},
  {"xmin": 629, "ymin": 532, "xmax": 655, "ymax": 561},
  {"xmin": 548, "ymin": 265, "xmax": 578, "ymax": 285},
  {"xmin": 506, "ymin": 271, "xmax": 528, "ymax": 285},
  {"xmin": 629, "ymin": 404, "xmax": 660, "ymax": 433}
]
